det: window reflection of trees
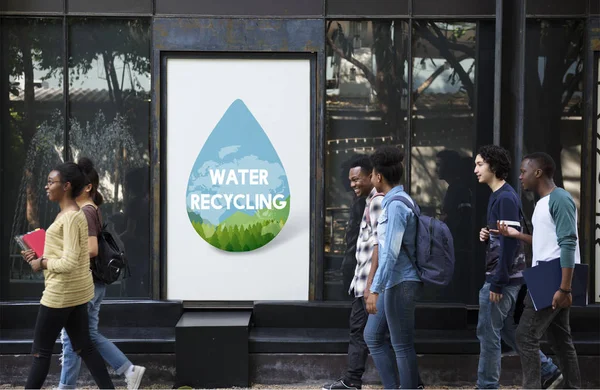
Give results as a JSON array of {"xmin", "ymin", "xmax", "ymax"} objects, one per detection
[
  {"xmin": 1, "ymin": 18, "xmax": 152, "ymax": 298},
  {"xmin": 68, "ymin": 18, "xmax": 151, "ymax": 298},
  {"xmin": 524, "ymin": 20, "xmax": 584, "ymax": 211},
  {"xmin": 411, "ymin": 22, "xmax": 476, "ymax": 218},
  {"xmin": 323, "ymin": 20, "xmax": 480, "ymax": 302},
  {"xmin": 4, "ymin": 19, "xmax": 64, "ymax": 292},
  {"xmin": 410, "ymin": 22, "xmax": 477, "ymax": 304},
  {"xmin": 324, "ymin": 20, "xmax": 410, "ymax": 299}
]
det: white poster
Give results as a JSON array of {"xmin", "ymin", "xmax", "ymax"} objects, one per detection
[{"xmin": 166, "ymin": 57, "xmax": 311, "ymax": 301}]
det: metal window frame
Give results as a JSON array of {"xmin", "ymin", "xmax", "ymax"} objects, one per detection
[
  {"xmin": 151, "ymin": 18, "xmax": 325, "ymax": 302},
  {"xmin": 0, "ymin": 15, "xmax": 154, "ymax": 301},
  {"xmin": 0, "ymin": 16, "xmax": 65, "ymax": 301},
  {"xmin": 584, "ymin": 16, "xmax": 599, "ymax": 302},
  {"xmin": 158, "ymin": 51, "xmax": 319, "ymax": 303},
  {"xmin": 1, "ymin": 0, "xmax": 591, "ymax": 18}
]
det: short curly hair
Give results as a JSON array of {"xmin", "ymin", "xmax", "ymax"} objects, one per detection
[
  {"xmin": 347, "ymin": 154, "xmax": 373, "ymax": 175},
  {"xmin": 370, "ymin": 146, "xmax": 405, "ymax": 185},
  {"xmin": 477, "ymin": 145, "xmax": 511, "ymax": 180},
  {"xmin": 523, "ymin": 152, "xmax": 556, "ymax": 179}
]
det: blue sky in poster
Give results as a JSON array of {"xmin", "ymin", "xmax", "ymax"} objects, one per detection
[{"xmin": 186, "ymin": 99, "xmax": 290, "ymax": 225}]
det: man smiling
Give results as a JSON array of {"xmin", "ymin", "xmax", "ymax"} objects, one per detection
[{"xmin": 323, "ymin": 154, "xmax": 382, "ymax": 390}]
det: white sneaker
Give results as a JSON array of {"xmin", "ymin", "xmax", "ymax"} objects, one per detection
[{"xmin": 125, "ymin": 365, "xmax": 146, "ymax": 390}]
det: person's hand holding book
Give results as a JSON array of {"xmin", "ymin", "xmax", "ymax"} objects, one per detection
[{"xmin": 21, "ymin": 249, "xmax": 36, "ymax": 263}]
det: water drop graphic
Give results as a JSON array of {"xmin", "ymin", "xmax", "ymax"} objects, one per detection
[{"xmin": 186, "ymin": 99, "xmax": 290, "ymax": 252}]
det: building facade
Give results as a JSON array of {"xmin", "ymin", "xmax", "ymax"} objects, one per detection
[{"xmin": 1, "ymin": 0, "xmax": 599, "ymax": 386}]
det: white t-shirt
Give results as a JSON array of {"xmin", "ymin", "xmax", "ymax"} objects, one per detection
[{"xmin": 531, "ymin": 188, "xmax": 580, "ymax": 267}]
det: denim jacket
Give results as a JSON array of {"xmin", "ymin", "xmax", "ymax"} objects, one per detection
[{"xmin": 370, "ymin": 186, "xmax": 421, "ymax": 294}]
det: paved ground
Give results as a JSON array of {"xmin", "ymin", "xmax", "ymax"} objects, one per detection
[{"xmin": 0, "ymin": 383, "xmax": 519, "ymax": 389}]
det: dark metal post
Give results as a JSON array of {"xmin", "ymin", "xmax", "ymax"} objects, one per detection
[
  {"xmin": 406, "ymin": 16, "xmax": 414, "ymax": 194},
  {"xmin": 493, "ymin": 0, "xmax": 503, "ymax": 145},
  {"xmin": 62, "ymin": 1, "xmax": 69, "ymax": 161},
  {"xmin": 500, "ymin": 0, "xmax": 526, "ymax": 191},
  {"xmin": 0, "ymin": 19, "xmax": 8, "ymax": 299},
  {"xmin": 314, "ymin": 49, "xmax": 326, "ymax": 301},
  {"xmin": 583, "ymin": 16, "xmax": 599, "ymax": 300}
]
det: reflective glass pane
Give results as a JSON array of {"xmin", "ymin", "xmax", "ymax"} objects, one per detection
[
  {"xmin": 1, "ymin": 18, "xmax": 64, "ymax": 300},
  {"xmin": 68, "ymin": 18, "xmax": 151, "ymax": 298},
  {"xmin": 523, "ymin": 20, "xmax": 584, "ymax": 215},
  {"xmin": 325, "ymin": 20, "xmax": 409, "ymax": 300},
  {"xmin": 411, "ymin": 22, "xmax": 478, "ymax": 303}
]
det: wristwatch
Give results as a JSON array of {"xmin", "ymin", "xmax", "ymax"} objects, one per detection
[{"xmin": 558, "ymin": 287, "xmax": 572, "ymax": 295}]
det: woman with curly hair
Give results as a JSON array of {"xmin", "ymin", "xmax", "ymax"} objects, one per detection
[{"xmin": 363, "ymin": 146, "xmax": 423, "ymax": 390}]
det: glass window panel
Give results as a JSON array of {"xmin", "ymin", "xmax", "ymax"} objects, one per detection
[
  {"xmin": 410, "ymin": 22, "xmax": 478, "ymax": 303},
  {"xmin": 523, "ymin": 20, "xmax": 584, "ymax": 222},
  {"xmin": 68, "ymin": 18, "xmax": 151, "ymax": 299},
  {"xmin": 1, "ymin": 18, "xmax": 64, "ymax": 301},
  {"xmin": 325, "ymin": 20, "xmax": 409, "ymax": 300}
]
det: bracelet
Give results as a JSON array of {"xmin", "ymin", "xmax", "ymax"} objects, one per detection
[{"xmin": 559, "ymin": 287, "xmax": 572, "ymax": 294}]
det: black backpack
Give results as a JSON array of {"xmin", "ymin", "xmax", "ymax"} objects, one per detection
[{"xmin": 89, "ymin": 206, "xmax": 129, "ymax": 284}]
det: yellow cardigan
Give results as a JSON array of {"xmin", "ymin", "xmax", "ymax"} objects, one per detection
[{"xmin": 41, "ymin": 210, "xmax": 94, "ymax": 308}]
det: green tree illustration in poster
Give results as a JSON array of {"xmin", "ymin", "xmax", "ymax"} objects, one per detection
[{"xmin": 187, "ymin": 195, "xmax": 291, "ymax": 252}]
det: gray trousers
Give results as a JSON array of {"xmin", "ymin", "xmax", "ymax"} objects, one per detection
[{"xmin": 516, "ymin": 293, "xmax": 581, "ymax": 389}]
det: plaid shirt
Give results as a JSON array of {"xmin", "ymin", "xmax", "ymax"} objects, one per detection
[{"xmin": 349, "ymin": 188, "xmax": 383, "ymax": 297}]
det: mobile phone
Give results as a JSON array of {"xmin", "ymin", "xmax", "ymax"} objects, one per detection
[{"xmin": 498, "ymin": 220, "xmax": 521, "ymax": 230}]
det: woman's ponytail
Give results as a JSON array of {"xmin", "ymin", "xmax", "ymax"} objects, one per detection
[{"xmin": 77, "ymin": 157, "xmax": 104, "ymax": 206}]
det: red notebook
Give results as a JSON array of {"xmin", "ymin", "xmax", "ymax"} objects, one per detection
[{"xmin": 22, "ymin": 229, "xmax": 46, "ymax": 258}]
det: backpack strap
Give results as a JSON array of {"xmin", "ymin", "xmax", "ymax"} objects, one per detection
[
  {"xmin": 95, "ymin": 206, "xmax": 103, "ymax": 234},
  {"xmin": 389, "ymin": 195, "xmax": 420, "ymax": 217},
  {"xmin": 81, "ymin": 203, "xmax": 102, "ymax": 236},
  {"xmin": 388, "ymin": 195, "xmax": 420, "ymax": 271}
]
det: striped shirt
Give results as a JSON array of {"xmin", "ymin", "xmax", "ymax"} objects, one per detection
[
  {"xmin": 41, "ymin": 210, "xmax": 94, "ymax": 308},
  {"xmin": 349, "ymin": 188, "xmax": 383, "ymax": 297}
]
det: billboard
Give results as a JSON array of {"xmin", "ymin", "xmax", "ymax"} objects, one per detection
[{"xmin": 166, "ymin": 57, "xmax": 311, "ymax": 301}]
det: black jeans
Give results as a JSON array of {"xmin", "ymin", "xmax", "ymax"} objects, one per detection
[
  {"xmin": 516, "ymin": 293, "xmax": 581, "ymax": 389},
  {"xmin": 344, "ymin": 296, "xmax": 369, "ymax": 385},
  {"xmin": 26, "ymin": 303, "xmax": 114, "ymax": 389}
]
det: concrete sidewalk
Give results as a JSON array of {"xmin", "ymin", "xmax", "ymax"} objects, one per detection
[
  {"xmin": 2, "ymin": 353, "xmax": 598, "ymax": 389},
  {"xmin": 0, "ymin": 385, "xmax": 516, "ymax": 389}
]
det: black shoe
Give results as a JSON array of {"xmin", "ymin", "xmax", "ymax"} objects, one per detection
[
  {"xmin": 321, "ymin": 379, "xmax": 361, "ymax": 390},
  {"xmin": 542, "ymin": 370, "xmax": 563, "ymax": 389}
]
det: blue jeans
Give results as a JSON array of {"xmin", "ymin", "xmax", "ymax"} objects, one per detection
[
  {"xmin": 59, "ymin": 283, "xmax": 132, "ymax": 389},
  {"xmin": 364, "ymin": 282, "xmax": 422, "ymax": 389},
  {"xmin": 477, "ymin": 282, "xmax": 558, "ymax": 389}
]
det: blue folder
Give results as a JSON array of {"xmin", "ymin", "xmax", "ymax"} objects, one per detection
[{"xmin": 522, "ymin": 258, "xmax": 588, "ymax": 311}]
